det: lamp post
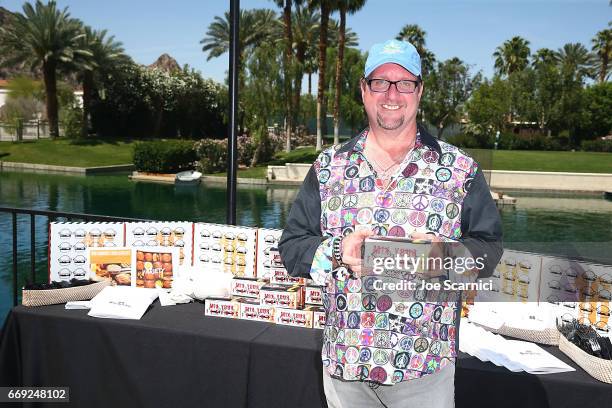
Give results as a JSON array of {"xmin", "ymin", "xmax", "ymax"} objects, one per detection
[{"xmin": 226, "ymin": 0, "xmax": 240, "ymax": 225}]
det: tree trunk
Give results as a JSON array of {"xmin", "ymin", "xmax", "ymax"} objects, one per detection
[
  {"xmin": 294, "ymin": 43, "xmax": 306, "ymax": 132},
  {"xmin": 251, "ymin": 126, "xmax": 267, "ymax": 167},
  {"xmin": 42, "ymin": 62, "xmax": 59, "ymax": 139},
  {"xmin": 333, "ymin": 7, "xmax": 346, "ymax": 146},
  {"xmin": 293, "ymin": 70, "xmax": 303, "ymax": 128},
  {"xmin": 316, "ymin": 2, "xmax": 330, "ymax": 151},
  {"xmin": 282, "ymin": 0, "xmax": 294, "ymax": 152},
  {"xmin": 154, "ymin": 98, "xmax": 163, "ymax": 138},
  {"xmin": 437, "ymin": 124, "xmax": 446, "ymax": 140},
  {"xmin": 82, "ymin": 70, "xmax": 94, "ymax": 138},
  {"xmin": 251, "ymin": 140, "xmax": 262, "ymax": 167},
  {"xmin": 600, "ymin": 47, "xmax": 609, "ymax": 83},
  {"xmin": 308, "ymin": 73, "xmax": 312, "ymax": 95}
]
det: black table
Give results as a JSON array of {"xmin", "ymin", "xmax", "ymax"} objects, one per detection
[{"xmin": 1, "ymin": 302, "xmax": 611, "ymax": 408}]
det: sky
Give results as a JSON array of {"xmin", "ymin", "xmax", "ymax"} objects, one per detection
[{"xmin": 1, "ymin": 0, "xmax": 610, "ymax": 86}]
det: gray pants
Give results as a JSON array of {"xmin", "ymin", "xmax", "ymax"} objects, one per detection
[{"xmin": 323, "ymin": 364, "xmax": 455, "ymax": 408}]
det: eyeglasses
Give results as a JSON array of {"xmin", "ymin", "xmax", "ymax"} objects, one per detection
[{"xmin": 364, "ymin": 78, "xmax": 420, "ymax": 94}]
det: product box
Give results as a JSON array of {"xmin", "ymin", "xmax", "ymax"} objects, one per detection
[
  {"xmin": 230, "ymin": 277, "xmax": 267, "ymax": 298},
  {"xmin": 305, "ymin": 305, "xmax": 326, "ymax": 329},
  {"xmin": 238, "ymin": 297, "xmax": 275, "ymax": 323},
  {"xmin": 274, "ymin": 308, "xmax": 313, "ymax": 328},
  {"xmin": 194, "ymin": 223, "xmax": 257, "ymax": 277},
  {"xmin": 125, "ymin": 222, "xmax": 193, "ymax": 266},
  {"xmin": 87, "ymin": 247, "xmax": 133, "ymax": 286},
  {"xmin": 49, "ymin": 222, "xmax": 125, "ymax": 282},
  {"xmin": 132, "ymin": 247, "xmax": 180, "ymax": 289},
  {"xmin": 256, "ymin": 228, "xmax": 284, "ymax": 279},
  {"xmin": 305, "ymin": 285, "xmax": 324, "ymax": 306},
  {"xmin": 269, "ymin": 267, "xmax": 309, "ymax": 285},
  {"xmin": 259, "ymin": 284, "xmax": 305, "ymax": 309},
  {"xmin": 204, "ymin": 297, "xmax": 240, "ymax": 319}
]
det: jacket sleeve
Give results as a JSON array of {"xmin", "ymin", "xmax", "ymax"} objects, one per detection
[
  {"xmin": 279, "ymin": 165, "xmax": 328, "ymax": 279},
  {"xmin": 460, "ymin": 167, "xmax": 504, "ymax": 278}
]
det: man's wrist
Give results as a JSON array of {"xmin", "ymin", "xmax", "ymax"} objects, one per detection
[{"xmin": 332, "ymin": 236, "xmax": 344, "ymax": 266}]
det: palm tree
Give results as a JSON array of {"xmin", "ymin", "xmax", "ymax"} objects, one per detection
[
  {"xmin": 395, "ymin": 24, "xmax": 435, "ymax": 75},
  {"xmin": 493, "ymin": 36, "xmax": 531, "ymax": 77},
  {"xmin": 76, "ymin": 27, "xmax": 127, "ymax": 137},
  {"xmin": 309, "ymin": 0, "xmax": 334, "ymax": 151},
  {"xmin": 591, "ymin": 26, "xmax": 611, "ymax": 83},
  {"xmin": 327, "ymin": 19, "xmax": 358, "ymax": 48},
  {"xmin": 273, "ymin": 0, "xmax": 302, "ymax": 152},
  {"xmin": 291, "ymin": 4, "xmax": 319, "ymax": 125},
  {"xmin": 531, "ymin": 48, "xmax": 557, "ymax": 69},
  {"xmin": 0, "ymin": 1, "xmax": 90, "ymax": 138},
  {"xmin": 201, "ymin": 8, "xmax": 278, "ymax": 133},
  {"xmin": 556, "ymin": 43, "xmax": 595, "ymax": 84},
  {"xmin": 332, "ymin": 0, "xmax": 365, "ymax": 145},
  {"xmin": 304, "ymin": 53, "xmax": 318, "ymax": 95},
  {"xmin": 201, "ymin": 8, "xmax": 278, "ymax": 72}
]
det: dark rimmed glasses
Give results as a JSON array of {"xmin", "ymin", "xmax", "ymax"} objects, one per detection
[{"xmin": 364, "ymin": 78, "xmax": 421, "ymax": 94}]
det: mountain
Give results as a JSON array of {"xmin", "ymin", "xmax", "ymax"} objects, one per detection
[
  {"xmin": 148, "ymin": 54, "xmax": 181, "ymax": 73},
  {"xmin": 0, "ymin": 6, "xmax": 13, "ymax": 26},
  {"xmin": 0, "ymin": 7, "xmax": 18, "ymax": 79}
]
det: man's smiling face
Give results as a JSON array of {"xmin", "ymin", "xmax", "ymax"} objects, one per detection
[{"xmin": 361, "ymin": 63, "xmax": 423, "ymax": 134}]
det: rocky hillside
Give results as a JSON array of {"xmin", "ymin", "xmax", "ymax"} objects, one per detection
[{"xmin": 148, "ymin": 53, "xmax": 181, "ymax": 72}]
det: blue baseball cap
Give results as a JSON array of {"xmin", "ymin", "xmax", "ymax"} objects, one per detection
[{"xmin": 364, "ymin": 39, "xmax": 422, "ymax": 78}]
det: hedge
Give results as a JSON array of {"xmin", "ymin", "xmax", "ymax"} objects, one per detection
[{"xmin": 133, "ymin": 140, "xmax": 197, "ymax": 173}]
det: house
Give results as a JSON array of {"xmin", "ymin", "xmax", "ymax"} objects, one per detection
[
  {"xmin": 0, "ymin": 79, "xmax": 8, "ymax": 109},
  {"xmin": 0, "ymin": 78, "xmax": 83, "ymax": 112}
]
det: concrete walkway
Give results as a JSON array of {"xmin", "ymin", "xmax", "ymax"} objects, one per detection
[
  {"xmin": 268, "ymin": 164, "xmax": 612, "ymax": 193},
  {"xmin": 0, "ymin": 161, "xmax": 134, "ymax": 174}
]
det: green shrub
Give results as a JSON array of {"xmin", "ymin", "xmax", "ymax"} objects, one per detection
[
  {"xmin": 447, "ymin": 133, "xmax": 492, "ymax": 149},
  {"xmin": 495, "ymin": 132, "xmax": 565, "ymax": 151},
  {"xmin": 61, "ymin": 105, "xmax": 84, "ymax": 139},
  {"xmin": 133, "ymin": 140, "xmax": 197, "ymax": 173},
  {"xmin": 194, "ymin": 139, "xmax": 227, "ymax": 173},
  {"xmin": 581, "ymin": 139, "xmax": 612, "ymax": 152}
]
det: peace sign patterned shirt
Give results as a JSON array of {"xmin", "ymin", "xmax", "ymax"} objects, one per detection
[{"xmin": 279, "ymin": 126, "xmax": 503, "ymax": 386}]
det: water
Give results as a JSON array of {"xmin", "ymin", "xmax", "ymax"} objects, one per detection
[{"xmin": 1, "ymin": 170, "xmax": 611, "ymax": 322}]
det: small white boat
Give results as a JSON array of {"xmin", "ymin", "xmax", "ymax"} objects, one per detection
[{"xmin": 175, "ymin": 170, "xmax": 202, "ymax": 185}]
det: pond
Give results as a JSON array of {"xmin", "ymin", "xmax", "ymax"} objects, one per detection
[{"xmin": 1, "ymin": 170, "xmax": 611, "ymax": 321}]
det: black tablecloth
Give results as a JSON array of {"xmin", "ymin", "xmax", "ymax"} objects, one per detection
[{"xmin": 1, "ymin": 301, "xmax": 611, "ymax": 408}]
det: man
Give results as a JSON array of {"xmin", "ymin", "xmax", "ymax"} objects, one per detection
[{"xmin": 279, "ymin": 39, "xmax": 502, "ymax": 408}]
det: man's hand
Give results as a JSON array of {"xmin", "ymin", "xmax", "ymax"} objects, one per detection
[
  {"xmin": 410, "ymin": 232, "xmax": 446, "ymax": 279},
  {"xmin": 340, "ymin": 229, "xmax": 374, "ymax": 278}
]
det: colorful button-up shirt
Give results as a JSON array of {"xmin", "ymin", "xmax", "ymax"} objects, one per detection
[{"xmin": 279, "ymin": 126, "xmax": 502, "ymax": 385}]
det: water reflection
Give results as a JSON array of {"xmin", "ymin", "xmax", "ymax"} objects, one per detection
[{"xmin": 1, "ymin": 171, "xmax": 611, "ymax": 322}]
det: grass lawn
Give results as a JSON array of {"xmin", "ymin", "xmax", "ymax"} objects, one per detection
[
  {"xmin": 2, "ymin": 139, "xmax": 610, "ymax": 174},
  {"xmin": 479, "ymin": 150, "xmax": 612, "ymax": 173},
  {"xmin": 0, "ymin": 139, "xmax": 135, "ymax": 167}
]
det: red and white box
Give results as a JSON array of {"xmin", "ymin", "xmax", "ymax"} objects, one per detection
[
  {"xmin": 305, "ymin": 305, "xmax": 326, "ymax": 329},
  {"xmin": 231, "ymin": 277, "xmax": 267, "ymax": 298},
  {"xmin": 305, "ymin": 285, "xmax": 324, "ymax": 306},
  {"xmin": 238, "ymin": 298, "xmax": 275, "ymax": 323},
  {"xmin": 259, "ymin": 284, "xmax": 305, "ymax": 309},
  {"xmin": 274, "ymin": 308, "xmax": 313, "ymax": 328},
  {"xmin": 204, "ymin": 297, "xmax": 240, "ymax": 319},
  {"xmin": 269, "ymin": 268, "xmax": 309, "ymax": 285}
]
